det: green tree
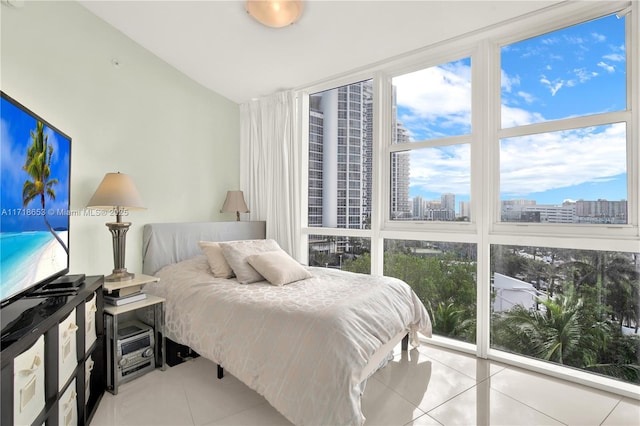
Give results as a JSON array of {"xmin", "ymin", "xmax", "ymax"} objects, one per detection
[
  {"xmin": 491, "ymin": 246, "xmax": 528, "ymax": 278},
  {"xmin": 381, "ymin": 244, "xmax": 477, "ymax": 344},
  {"xmin": 492, "ymin": 292, "xmax": 584, "ymax": 364},
  {"xmin": 563, "ymin": 251, "xmax": 638, "ymax": 327},
  {"xmin": 603, "ymin": 255, "xmax": 639, "ymax": 329},
  {"xmin": 342, "ymin": 253, "xmax": 371, "ymax": 274},
  {"xmin": 492, "ymin": 283, "xmax": 640, "ymax": 384},
  {"xmin": 22, "ymin": 121, "xmax": 68, "ymax": 254},
  {"xmin": 587, "ymin": 332, "xmax": 640, "ymax": 383},
  {"xmin": 309, "ymin": 251, "xmax": 335, "ymax": 268}
]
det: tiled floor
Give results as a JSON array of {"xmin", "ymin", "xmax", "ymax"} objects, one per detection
[{"xmin": 91, "ymin": 342, "xmax": 640, "ymax": 425}]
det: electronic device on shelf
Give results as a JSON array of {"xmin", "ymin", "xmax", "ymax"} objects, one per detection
[
  {"xmin": 47, "ymin": 274, "xmax": 86, "ymax": 288},
  {"xmin": 23, "ymin": 274, "xmax": 86, "ymax": 298},
  {"xmin": 115, "ymin": 320, "xmax": 155, "ymax": 383}
]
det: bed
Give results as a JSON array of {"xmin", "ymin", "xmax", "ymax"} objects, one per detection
[{"xmin": 141, "ymin": 221, "xmax": 432, "ymax": 426}]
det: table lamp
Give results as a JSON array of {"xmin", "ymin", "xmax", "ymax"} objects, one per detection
[
  {"xmin": 221, "ymin": 190, "xmax": 249, "ymax": 221},
  {"xmin": 87, "ymin": 172, "xmax": 146, "ymax": 282}
]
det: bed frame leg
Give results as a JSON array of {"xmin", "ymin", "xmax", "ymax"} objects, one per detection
[
  {"xmin": 217, "ymin": 364, "xmax": 224, "ymax": 379},
  {"xmin": 401, "ymin": 334, "xmax": 409, "ymax": 351}
]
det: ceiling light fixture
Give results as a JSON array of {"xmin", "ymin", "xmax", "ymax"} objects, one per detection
[{"xmin": 245, "ymin": 0, "xmax": 303, "ymax": 28}]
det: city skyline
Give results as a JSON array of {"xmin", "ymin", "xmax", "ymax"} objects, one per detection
[{"xmin": 410, "ymin": 194, "xmax": 627, "ymax": 223}]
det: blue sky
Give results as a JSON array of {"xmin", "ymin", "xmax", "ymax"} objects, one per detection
[
  {"xmin": 393, "ymin": 13, "xmax": 627, "ymax": 209},
  {"xmin": 1, "ymin": 96, "xmax": 71, "ymax": 232}
]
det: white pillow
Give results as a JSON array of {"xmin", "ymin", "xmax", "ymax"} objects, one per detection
[
  {"xmin": 198, "ymin": 241, "xmax": 234, "ymax": 278},
  {"xmin": 219, "ymin": 239, "xmax": 281, "ymax": 284},
  {"xmin": 246, "ymin": 249, "xmax": 312, "ymax": 286}
]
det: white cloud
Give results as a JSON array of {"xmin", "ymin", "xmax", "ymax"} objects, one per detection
[
  {"xmin": 393, "ymin": 62, "xmax": 471, "ymax": 140},
  {"xmin": 597, "ymin": 61, "xmax": 615, "ymax": 73},
  {"xmin": 409, "ymin": 145, "xmax": 470, "ymax": 195},
  {"xmin": 563, "ymin": 35, "xmax": 587, "ymax": 45},
  {"xmin": 591, "ymin": 32, "xmax": 606, "ymax": 42},
  {"xmin": 541, "ymin": 37, "xmax": 559, "ymax": 45},
  {"xmin": 517, "ymin": 91, "xmax": 536, "ymax": 104},
  {"xmin": 501, "ymin": 69, "xmax": 520, "ymax": 93},
  {"xmin": 539, "ymin": 75, "xmax": 564, "ymax": 96},
  {"xmin": 573, "ymin": 67, "xmax": 598, "ymax": 82},
  {"xmin": 407, "ymin": 123, "xmax": 626, "ymax": 198},
  {"xmin": 499, "ymin": 123, "xmax": 626, "ymax": 195},
  {"xmin": 603, "ymin": 53, "xmax": 624, "ymax": 62},
  {"xmin": 501, "ymin": 105, "xmax": 544, "ymax": 128}
]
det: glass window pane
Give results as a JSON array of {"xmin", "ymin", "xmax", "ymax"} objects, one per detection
[
  {"xmin": 501, "ymin": 14, "xmax": 626, "ymax": 128},
  {"xmin": 491, "ymin": 245, "xmax": 640, "ymax": 385},
  {"xmin": 308, "ymin": 235, "xmax": 370, "ymax": 273},
  {"xmin": 392, "ymin": 58, "xmax": 471, "ymax": 142},
  {"xmin": 500, "ymin": 123, "xmax": 627, "ymax": 224},
  {"xmin": 384, "ymin": 239, "xmax": 477, "ymax": 344},
  {"xmin": 394, "ymin": 145, "xmax": 471, "ymax": 222},
  {"xmin": 308, "ymin": 80, "xmax": 372, "ymax": 229}
]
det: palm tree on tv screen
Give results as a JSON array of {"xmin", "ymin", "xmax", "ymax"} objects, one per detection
[{"xmin": 22, "ymin": 120, "xmax": 68, "ymax": 254}]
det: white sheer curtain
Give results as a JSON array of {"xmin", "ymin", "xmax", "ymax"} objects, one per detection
[{"xmin": 239, "ymin": 90, "xmax": 300, "ymax": 256}]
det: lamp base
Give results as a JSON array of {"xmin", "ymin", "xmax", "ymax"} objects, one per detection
[
  {"xmin": 105, "ymin": 269, "xmax": 135, "ymax": 282},
  {"xmin": 105, "ymin": 220, "xmax": 134, "ymax": 282}
]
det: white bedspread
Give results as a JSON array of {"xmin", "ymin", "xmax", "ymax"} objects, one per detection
[{"xmin": 144, "ymin": 255, "xmax": 432, "ymax": 426}]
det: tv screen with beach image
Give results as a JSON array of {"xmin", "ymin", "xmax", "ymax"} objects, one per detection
[{"xmin": 1, "ymin": 93, "xmax": 70, "ymax": 304}]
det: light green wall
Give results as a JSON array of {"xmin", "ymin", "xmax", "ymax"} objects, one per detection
[{"xmin": 1, "ymin": 1, "xmax": 240, "ymax": 276}]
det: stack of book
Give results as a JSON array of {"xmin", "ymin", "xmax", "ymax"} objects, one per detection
[{"xmin": 103, "ymin": 285, "xmax": 147, "ymax": 306}]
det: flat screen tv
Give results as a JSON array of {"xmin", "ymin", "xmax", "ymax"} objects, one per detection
[{"xmin": 0, "ymin": 92, "xmax": 71, "ymax": 307}]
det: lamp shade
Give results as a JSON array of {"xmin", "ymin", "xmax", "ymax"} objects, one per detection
[
  {"xmin": 221, "ymin": 190, "xmax": 250, "ymax": 214},
  {"xmin": 86, "ymin": 172, "xmax": 145, "ymax": 210},
  {"xmin": 245, "ymin": 0, "xmax": 303, "ymax": 28}
]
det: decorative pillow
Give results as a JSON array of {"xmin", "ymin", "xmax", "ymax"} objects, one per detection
[
  {"xmin": 198, "ymin": 241, "xmax": 234, "ymax": 278},
  {"xmin": 246, "ymin": 249, "xmax": 312, "ymax": 286},
  {"xmin": 219, "ymin": 239, "xmax": 281, "ymax": 284}
]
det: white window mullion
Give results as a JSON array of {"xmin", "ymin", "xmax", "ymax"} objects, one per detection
[
  {"xmin": 297, "ymin": 91, "xmax": 310, "ymax": 263},
  {"xmin": 371, "ymin": 71, "xmax": 390, "ymax": 276},
  {"xmin": 475, "ymin": 40, "xmax": 497, "ymax": 359},
  {"xmin": 629, "ymin": 2, "xmax": 639, "ymax": 233},
  {"xmin": 498, "ymin": 110, "xmax": 631, "ymax": 140}
]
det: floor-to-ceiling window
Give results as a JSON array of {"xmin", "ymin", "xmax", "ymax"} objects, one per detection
[
  {"xmin": 488, "ymin": 11, "xmax": 639, "ymax": 386},
  {"xmin": 300, "ymin": 1, "xmax": 639, "ymax": 394}
]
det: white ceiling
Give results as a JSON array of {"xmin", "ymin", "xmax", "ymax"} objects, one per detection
[{"xmin": 79, "ymin": 0, "xmax": 563, "ymax": 104}]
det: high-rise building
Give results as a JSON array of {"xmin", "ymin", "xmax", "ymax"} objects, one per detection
[
  {"xmin": 459, "ymin": 201, "xmax": 471, "ymax": 220},
  {"xmin": 308, "ymin": 104, "xmax": 324, "ymax": 228},
  {"xmin": 308, "ymin": 81, "xmax": 410, "ymax": 229},
  {"xmin": 391, "ymin": 87, "xmax": 411, "ymax": 220},
  {"xmin": 575, "ymin": 199, "xmax": 627, "ymax": 223},
  {"xmin": 442, "ymin": 193, "xmax": 455, "ymax": 215},
  {"xmin": 412, "ymin": 196, "xmax": 425, "ymax": 219},
  {"xmin": 501, "ymin": 198, "xmax": 627, "ymax": 224},
  {"xmin": 308, "ymin": 84, "xmax": 367, "ymax": 229}
]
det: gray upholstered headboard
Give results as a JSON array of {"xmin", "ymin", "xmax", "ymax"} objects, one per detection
[{"xmin": 142, "ymin": 221, "xmax": 266, "ymax": 275}]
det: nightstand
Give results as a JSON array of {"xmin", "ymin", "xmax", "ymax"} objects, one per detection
[{"xmin": 103, "ymin": 274, "xmax": 165, "ymax": 395}]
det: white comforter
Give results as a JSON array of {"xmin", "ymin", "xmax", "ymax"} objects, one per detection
[{"xmin": 144, "ymin": 255, "xmax": 432, "ymax": 426}]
